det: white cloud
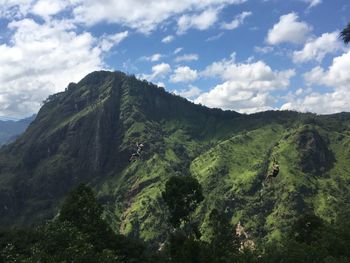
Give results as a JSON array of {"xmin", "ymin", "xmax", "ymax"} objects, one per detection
[
  {"xmin": 141, "ymin": 53, "xmax": 164, "ymax": 62},
  {"xmin": 282, "ymin": 51, "xmax": 350, "ymax": 113},
  {"xmin": 150, "ymin": 53, "xmax": 163, "ymax": 62},
  {"xmin": 254, "ymin": 46, "xmax": 274, "ymax": 54},
  {"xmin": 150, "ymin": 63, "xmax": 172, "ymax": 79},
  {"xmin": 304, "ymin": 51, "xmax": 350, "ymax": 90},
  {"xmin": 196, "ymin": 56, "xmax": 295, "ymax": 113},
  {"xmin": 174, "ymin": 47, "xmax": 183, "ymax": 54},
  {"xmin": 206, "ymin": 32, "xmax": 224, "ymax": 42},
  {"xmin": 292, "ymin": 32, "xmax": 344, "ymax": 63},
  {"xmin": 266, "ymin": 13, "xmax": 312, "ymax": 45},
  {"xmin": 31, "ymin": 0, "xmax": 68, "ymax": 20},
  {"xmin": 305, "ymin": 0, "xmax": 322, "ymax": 9},
  {"xmin": 99, "ymin": 31, "xmax": 128, "ymax": 52},
  {"xmin": 161, "ymin": 35, "xmax": 174, "ymax": 43},
  {"xmin": 177, "ymin": 8, "xmax": 219, "ymax": 34},
  {"xmin": 0, "ymin": 0, "xmax": 35, "ymax": 19},
  {"xmin": 141, "ymin": 63, "xmax": 171, "ymax": 81},
  {"xmin": 221, "ymin": 11, "xmax": 252, "ymax": 30},
  {"xmin": 1, "ymin": 0, "xmax": 247, "ymax": 33},
  {"xmin": 156, "ymin": 82, "xmax": 166, "ymax": 88},
  {"xmin": 0, "ymin": 18, "xmax": 104, "ymax": 118},
  {"xmin": 174, "ymin": 85, "xmax": 202, "ymax": 98},
  {"xmin": 170, "ymin": 66, "xmax": 198, "ymax": 83},
  {"xmin": 72, "ymin": 0, "xmax": 247, "ymax": 34},
  {"xmin": 175, "ymin": 53, "xmax": 199, "ymax": 63}
]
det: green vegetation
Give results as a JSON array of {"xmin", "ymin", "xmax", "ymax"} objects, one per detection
[
  {"xmin": 0, "ymin": 71, "xmax": 350, "ymax": 261},
  {"xmin": 2, "ymin": 183, "xmax": 350, "ymax": 262},
  {"xmin": 340, "ymin": 22, "xmax": 350, "ymax": 44},
  {"xmin": 162, "ymin": 175, "xmax": 204, "ymax": 228}
]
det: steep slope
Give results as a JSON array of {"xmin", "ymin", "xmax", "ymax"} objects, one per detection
[
  {"xmin": 0, "ymin": 115, "xmax": 35, "ymax": 146},
  {"xmin": 0, "ymin": 71, "xmax": 349, "ymax": 246},
  {"xmin": 0, "ymin": 71, "xmax": 244, "ymax": 227}
]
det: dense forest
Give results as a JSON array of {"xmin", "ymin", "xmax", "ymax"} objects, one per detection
[{"xmin": 1, "ymin": 182, "xmax": 350, "ymax": 262}]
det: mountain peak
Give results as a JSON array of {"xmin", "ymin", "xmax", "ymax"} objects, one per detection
[{"xmin": 1, "ymin": 70, "xmax": 350, "ymax": 247}]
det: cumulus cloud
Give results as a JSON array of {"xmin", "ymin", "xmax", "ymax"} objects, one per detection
[
  {"xmin": 0, "ymin": 0, "xmax": 35, "ymax": 19},
  {"xmin": 177, "ymin": 8, "xmax": 219, "ymax": 34},
  {"xmin": 282, "ymin": 51, "xmax": 350, "ymax": 113},
  {"xmin": 174, "ymin": 53, "xmax": 199, "ymax": 63},
  {"xmin": 292, "ymin": 32, "xmax": 344, "ymax": 63},
  {"xmin": 31, "ymin": 0, "xmax": 68, "ymax": 20},
  {"xmin": 174, "ymin": 85, "xmax": 202, "ymax": 99},
  {"xmin": 0, "ymin": 18, "xmax": 104, "ymax": 118},
  {"xmin": 196, "ymin": 56, "xmax": 295, "ymax": 113},
  {"xmin": 99, "ymin": 31, "xmax": 129, "ymax": 52},
  {"xmin": 161, "ymin": 35, "xmax": 174, "ymax": 43},
  {"xmin": 1, "ymin": 0, "xmax": 247, "ymax": 33},
  {"xmin": 266, "ymin": 13, "xmax": 312, "ymax": 45},
  {"xmin": 72, "ymin": 0, "xmax": 246, "ymax": 34},
  {"xmin": 304, "ymin": 51, "xmax": 350, "ymax": 90},
  {"xmin": 170, "ymin": 66, "xmax": 198, "ymax": 83},
  {"xmin": 141, "ymin": 63, "xmax": 172, "ymax": 81},
  {"xmin": 221, "ymin": 11, "xmax": 252, "ymax": 30}
]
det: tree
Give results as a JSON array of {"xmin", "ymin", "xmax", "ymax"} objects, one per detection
[
  {"xmin": 58, "ymin": 184, "xmax": 150, "ymax": 262},
  {"xmin": 162, "ymin": 176, "xmax": 204, "ymax": 228},
  {"xmin": 207, "ymin": 209, "xmax": 240, "ymax": 262},
  {"xmin": 58, "ymin": 184, "xmax": 114, "ymax": 250},
  {"xmin": 162, "ymin": 176, "xmax": 205, "ymax": 263},
  {"xmin": 340, "ymin": 23, "xmax": 350, "ymax": 44},
  {"xmin": 291, "ymin": 214, "xmax": 324, "ymax": 244}
]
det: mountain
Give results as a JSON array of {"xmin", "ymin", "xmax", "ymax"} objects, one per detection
[
  {"xmin": 0, "ymin": 115, "xmax": 35, "ymax": 146},
  {"xmin": 0, "ymin": 71, "xmax": 349, "ymax": 245}
]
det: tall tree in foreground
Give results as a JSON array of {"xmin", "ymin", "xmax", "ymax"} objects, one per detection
[
  {"xmin": 58, "ymin": 184, "xmax": 114, "ymax": 250},
  {"xmin": 162, "ymin": 175, "xmax": 204, "ymax": 228},
  {"xmin": 340, "ymin": 23, "xmax": 350, "ymax": 44},
  {"xmin": 162, "ymin": 175, "xmax": 205, "ymax": 263},
  {"xmin": 207, "ymin": 209, "xmax": 240, "ymax": 262}
]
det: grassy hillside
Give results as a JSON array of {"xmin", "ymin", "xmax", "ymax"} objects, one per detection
[{"xmin": 0, "ymin": 71, "xmax": 349, "ymax": 246}]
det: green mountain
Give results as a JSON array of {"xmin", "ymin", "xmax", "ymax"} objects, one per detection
[
  {"xmin": 0, "ymin": 115, "xmax": 35, "ymax": 146},
  {"xmin": 1, "ymin": 71, "xmax": 349, "ymax": 246}
]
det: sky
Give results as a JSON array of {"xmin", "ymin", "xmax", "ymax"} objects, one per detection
[{"xmin": 0, "ymin": 0, "xmax": 349, "ymax": 119}]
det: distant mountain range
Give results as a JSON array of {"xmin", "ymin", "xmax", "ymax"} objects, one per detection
[
  {"xmin": 0, "ymin": 71, "xmax": 349, "ymax": 245},
  {"xmin": 0, "ymin": 115, "xmax": 35, "ymax": 146}
]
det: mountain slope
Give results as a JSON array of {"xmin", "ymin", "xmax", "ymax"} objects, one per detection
[{"xmin": 0, "ymin": 71, "xmax": 349, "ymax": 245}]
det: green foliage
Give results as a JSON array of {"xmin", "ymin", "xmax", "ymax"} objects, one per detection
[
  {"xmin": 0, "ymin": 70, "xmax": 350, "ymax": 257},
  {"xmin": 0, "ymin": 185, "xmax": 155, "ymax": 263},
  {"xmin": 340, "ymin": 23, "xmax": 350, "ymax": 44},
  {"xmin": 206, "ymin": 209, "xmax": 240, "ymax": 262},
  {"xmin": 290, "ymin": 214, "xmax": 324, "ymax": 244},
  {"xmin": 58, "ymin": 184, "xmax": 114, "ymax": 250},
  {"xmin": 162, "ymin": 175, "xmax": 204, "ymax": 228},
  {"xmin": 166, "ymin": 232, "xmax": 210, "ymax": 263}
]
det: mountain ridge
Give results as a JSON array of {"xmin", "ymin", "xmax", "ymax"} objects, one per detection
[{"xmin": 0, "ymin": 70, "xmax": 349, "ymax": 245}]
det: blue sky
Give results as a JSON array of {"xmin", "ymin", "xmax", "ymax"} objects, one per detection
[{"xmin": 0, "ymin": 0, "xmax": 349, "ymax": 118}]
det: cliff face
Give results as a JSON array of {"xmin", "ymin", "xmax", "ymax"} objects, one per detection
[{"xmin": 1, "ymin": 71, "xmax": 350, "ymax": 245}]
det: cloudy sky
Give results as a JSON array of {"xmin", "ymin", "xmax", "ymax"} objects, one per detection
[{"xmin": 0, "ymin": 0, "xmax": 349, "ymax": 118}]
